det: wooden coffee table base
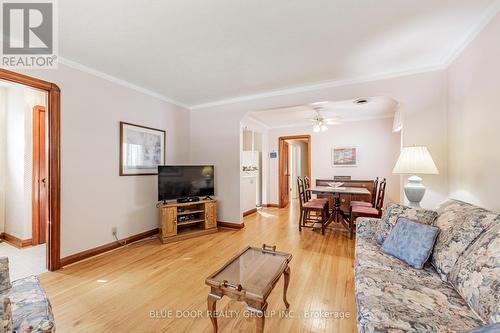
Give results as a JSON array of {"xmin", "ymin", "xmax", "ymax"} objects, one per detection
[{"xmin": 205, "ymin": 246, "xmax": 292, "ymax": 333}]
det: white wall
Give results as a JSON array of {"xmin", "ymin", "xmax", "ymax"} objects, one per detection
[
  {"xmin": 267, "ymin": 118, "xmax": 401, "ymax": 205},
  {"xmin": 21, "ymin": 64, "xmax": 190, "ymax": 257},
  {"xmin": 191, "ymin": 70, "xmax": 449, "ymax": 224},
  {"xmin": 447, "ymin": 12, "xmax": 500, "ymax": 211},
  {"xmin": 4, "ymin": 87, "xmax": 28, "ymax": 239}
]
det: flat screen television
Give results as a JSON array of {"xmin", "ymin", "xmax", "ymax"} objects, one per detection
[{"xmin": 158, "ymin": 165, "xmax": 215, "ymax": 201}]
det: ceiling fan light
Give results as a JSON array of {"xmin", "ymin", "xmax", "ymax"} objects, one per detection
[
  {"xmin": 321, "ymin": 124, "xmax": 328, "ymax": 132},
  {"xmin": 313, "ymin": 124, "xmax": 321, "ymax": 132}
]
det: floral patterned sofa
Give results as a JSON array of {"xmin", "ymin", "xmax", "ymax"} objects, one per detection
[
  {"xmin": 0, "ymin": 257, "xmax": 55, "ymax": 333},
  {"xmin": 355, "ymin": 200, "xmax": 499, "ymax": 333}
]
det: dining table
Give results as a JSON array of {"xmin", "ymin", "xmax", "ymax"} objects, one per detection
[{"xmin": 309, "ymin": 186, "xmax": 371, "ymax": 231}]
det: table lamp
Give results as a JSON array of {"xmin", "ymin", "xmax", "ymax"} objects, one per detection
[{"xmin": 392, "ymin": 146, "xmax": 439, "ymax": 208}]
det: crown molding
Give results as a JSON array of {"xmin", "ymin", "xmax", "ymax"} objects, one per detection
[
  {"xmin": 443, "ymin": 1, "xmax": 500, "ymax": 66},
  {"xmin": 189, "ymin": 64, "xmax": 446, "ymax": 110},
  {"xmin": 58, "ymin": 57, "xmax": 189, "ymax": 109}
]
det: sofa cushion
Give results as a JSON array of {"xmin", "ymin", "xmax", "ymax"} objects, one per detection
[
  {"xmin": 4, "ymin": 276, "xmax": 55, "ymax": 333},
  {"xmin": 356, "ymin": 263, "xmax": 483, "ymax": 333},
  {"xmin": 356, "ymin": 237, "xmax": 440, "ymax": 280},
  {"xmin": 0, "ymin": 258, "xmax": 10, "ymax": 293},
  {"xmin": 376, "ymin": 203, "xmax": 438, "ymax": 245},
  {"xmin": 431, "ymin": 199, "xmax": 500, "ymax": 281},
  {"xmin": 449, "ymin": 223, "xmax": 500, "ymax": 324},
  {"xmin": 381, "ymin": 218, "xmax": 440, "ymax": 269}
]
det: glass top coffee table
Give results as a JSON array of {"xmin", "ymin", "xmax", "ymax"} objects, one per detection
[{"xmin": 205, "ymin": 244, "xmax": 292, "ymax": 333}]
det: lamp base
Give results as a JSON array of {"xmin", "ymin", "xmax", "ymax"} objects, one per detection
[{"xmin": 404, "ymin": 175, "xmax": 426, "ymax": 208}]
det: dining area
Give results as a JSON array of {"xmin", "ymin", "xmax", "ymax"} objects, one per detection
[{"xmin": 297, "ymin": 176, "xmax": 387, "ymax": 239}]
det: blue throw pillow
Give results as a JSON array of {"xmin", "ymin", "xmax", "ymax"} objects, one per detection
[{"xmin": 380, "ymin": 217, "xmax": 440, "ymax": 269}]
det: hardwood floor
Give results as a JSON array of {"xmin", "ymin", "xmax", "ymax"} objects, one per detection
[{"xmin": 39, "ymin": 202, "xmax": 357, "ymax": 333}]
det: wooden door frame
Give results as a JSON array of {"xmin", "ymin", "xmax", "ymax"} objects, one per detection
[
  {"xmin": 0, "ymin": 68, "xmax": 61, "ymax": 271},
  {"xmin": 278, "ymin": 135, "xmax": 312, "ymax": 208}
]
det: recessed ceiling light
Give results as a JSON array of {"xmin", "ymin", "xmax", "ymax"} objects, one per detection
[{"xmin": 354, "ymin": 98, "xmax": 370, "ymax": 105}]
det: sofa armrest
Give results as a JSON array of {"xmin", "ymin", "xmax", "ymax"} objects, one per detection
[
  {"xmin": 1, "ymin": 297, "xmax": 13, "ymax": 333},
  {"xmin": 0, "ymin": 258, "xmax": 11, "ymax": 293},
  {"xmin": 356, "ymin": 217, "xmax": 381, "ymax": 241}
]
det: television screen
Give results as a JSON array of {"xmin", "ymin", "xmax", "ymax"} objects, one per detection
[{"xmin": 158, "ymin": 165, "xmax": 215, "ymax": 201}]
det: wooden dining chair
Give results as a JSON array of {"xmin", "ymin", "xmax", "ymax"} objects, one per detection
[
  {"xmin": 297, "ymin": 177, "xmax": 329, "ymax": 235},
  {"xmin": 303, "ymin": 176, "xmax": 328, "ymax": 221},
  {"xmin": 304, "ymin": 176, "xmax": 328, "ymax": 204},
  {"xmin": 350, "ymin": 177, "xmax": 379, "ymax": 208},
  {"xmin": 349, "ymin": 178, "xmax": 386, "ymax": 239}
]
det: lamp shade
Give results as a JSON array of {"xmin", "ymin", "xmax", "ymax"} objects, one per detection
[{"xmin": 392, "ymin": 146, "xmax": 439, "ymax": 175}]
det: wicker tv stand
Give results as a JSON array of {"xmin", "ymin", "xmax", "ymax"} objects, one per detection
[{"xmin": 159, "ymin": 199, "xmax": 218, "ymax": 243}]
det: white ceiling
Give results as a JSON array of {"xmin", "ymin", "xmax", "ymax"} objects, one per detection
[
  {"xmin": 248, "ymin": 96, "xmax": 399, "ymax": 128},
  {"xmin": 59, "ymin": 0, "xmax": 499, "ymax": 107}
]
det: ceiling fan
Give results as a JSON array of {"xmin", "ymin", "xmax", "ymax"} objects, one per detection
[{"xmin": 310, "ymin": 102, "xmax": 341, "ymax": 132}]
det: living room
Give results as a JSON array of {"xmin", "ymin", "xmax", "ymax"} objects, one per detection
[{"xmin": 1, "ymin": 1, "xmax": 499, "ymax": 333}]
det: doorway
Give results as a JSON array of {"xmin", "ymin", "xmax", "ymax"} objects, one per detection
[
  {"xmin": 0, "ymin": 69, "xmax": 61, "ymax": 271},
  {"xmin": 278, "ymin": 135, "xmax": 311, "ymax": 208}
]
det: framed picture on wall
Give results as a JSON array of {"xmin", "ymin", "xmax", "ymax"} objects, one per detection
[
  {"xmin": 332, "ymin": 146, "xmax": 358, "ymax": 167},
  {"xmin": 119, "ymin": 122, "xmax": 166, "ymax": 176}
]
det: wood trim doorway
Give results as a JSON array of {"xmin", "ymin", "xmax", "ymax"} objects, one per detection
[
  {"xmin": 0, "ymin": 68, "xmax": 61, "ymax": 271},
  {"xmin": 278, "ymin": 135, "xmax": 312, "ymax": 208}
]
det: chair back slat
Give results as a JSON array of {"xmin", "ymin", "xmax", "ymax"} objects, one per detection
[
  {"xmin": 297, "ymin": 177, "xmax": 306, "ymax": 208},
  {"xmin": 375, "ymin": 178, "xmax": 387, "ymax": 210},
  {"xmin": 304, "ymin": 176, "xmax": 312, "ymax": 201},
  {"xmin": 371, "ymin": 177, "xmax": 379, "ymax": 206}
]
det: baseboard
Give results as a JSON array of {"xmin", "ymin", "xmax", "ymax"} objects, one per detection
[
  {"xmin": 217, "ymin": 221, "xmax": 245, "ymax": 229},
  {"xmin": 0, "ymin": 232, "xmax": 32, "ymax": 248},
  {"xmin": 60, "ymin": 228, "xmax": 159, "ymax": 267},
  {"xmin": 262, "ymin": 203, "xmax": 279, "ymax": 208},
  {"xmin": 242, "ymin": 208, "xmax": 257, "ymax": 217}
]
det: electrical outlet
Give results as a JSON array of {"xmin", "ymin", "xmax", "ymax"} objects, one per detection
[{"xmin": 112, "ymin": 227, "xmax": 117, "ymax": 236}]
